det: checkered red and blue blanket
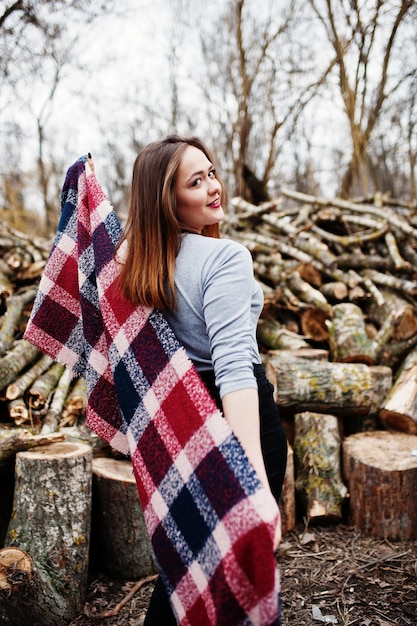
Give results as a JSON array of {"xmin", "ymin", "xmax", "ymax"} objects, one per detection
[{"xmin": 24, "ymin": 156, "xmax": 281, "ymax": 625}]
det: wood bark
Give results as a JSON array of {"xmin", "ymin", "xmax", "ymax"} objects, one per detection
[
  {"xmin": 366, "ymin": 289, "xmax": 417, "ymax": 342},
  {"xmin": 265, "ymin": 356, "xmax": 392, "ymax": 416},
  {"xmin": 278, "ymin": 444, "xmax": 296, "ymax": 536},
  {"xmin": 0, "ymin": 288, "xmax": 37, "ymax": 356},
  {"xmin": 362, "ymin": 268, "xmax": 417, "ymax": 298},
  {"xmin": 326, "ymin": 302, "xmax": 399, "ymax": 365},
  {"xmin": 0, "ymin": 463, "xmax": 14, "ymax": 547},
  {"xmin": 0, "ymin": 547, "xmax": 69, "ymax": 626},
  {"xmin": 257, "ymin": 319, "xmax": 310, "ymax": 351},
  {"xmin": 26, "ymin": 361, "xmax": 65, "ymax": 409},
  {"xmin": 0, "ymin": 340, "xmax": 41, "ymax": 392},
  {"xmin": 41, "ymin": 368, "xmax": 73, "ymax": 434},
  {"xmin": 263, "ymin": 348, "xmax": 329, "ymax": 362},
  {"xmin": 285, "ymin": 270, "xmax": 332, "ymax": 315},
  {"xmin": 59, "ymin": 376, "xmax": 86, "ymax": 427},
  {"xmin": 2, "ymin": 441, "xmax": 92, "ymax": 624},
  {"xmin": 327, "ymin": 303, "xmax": 376, "ymax": 364},
  {"xmin": 294, "ymin": 412, "xmax": 347, "ymax": 521},
  {"xmin": 5, "ymin": 354, "xmax": 54, "ymax": 400},
  {"xmin": 7, "ymin": 397, "xmax": 30, "ymax": 426},
  {"xmin": 299, "ymin": 307, "xmax": 330, "ymax": 342},
  {"xmin": 92, "ymin": 457, "xmax": 158, "ymax": 579},
  {"xmin": 319, "ymin": 281, "xmax": 348, "ymax": 302},
  {"xmin": 379, "ymin": 347, "xmax": 417, "ymax": 434},
  {"xmin": 0, "ymin": 430, "xmax": 65, "ymax": 465},
  {"xmin": 343, "ymin": 431, "xmax": 417, "ymax": 540}
]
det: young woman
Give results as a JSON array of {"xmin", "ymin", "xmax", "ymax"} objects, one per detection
[{"xmin": 116, "ymin": 135, "xmax": 288, "ymax": 625}]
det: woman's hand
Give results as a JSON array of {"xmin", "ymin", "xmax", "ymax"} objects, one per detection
[
  {"xmin": 273, "ymin": 506, "xmax": 282, "ymax": 551},
  {"xmin": 87, "ymin": 152, "xmax": 95, "ymax": 173}
]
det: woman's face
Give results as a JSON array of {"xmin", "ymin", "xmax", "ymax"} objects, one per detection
[{"xmin": 174, "ymin": 145, "xmax": 224, "ymax": 232}]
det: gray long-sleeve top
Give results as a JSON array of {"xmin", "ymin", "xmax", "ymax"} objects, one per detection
[{"xmin": 163, "ymin": 233, "xmax": 263, "ymax": 399}]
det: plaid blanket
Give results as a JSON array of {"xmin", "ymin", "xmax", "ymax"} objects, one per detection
[{"xmin": 24, "ymin": 156, "xmax": 281, "ymax": 625}]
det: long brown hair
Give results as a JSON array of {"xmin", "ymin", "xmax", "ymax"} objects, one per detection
[{"xmin": 116, "ymin": 135, "xmax": 227, "ymax": 310}]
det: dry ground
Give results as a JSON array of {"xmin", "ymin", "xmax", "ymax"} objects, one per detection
[{"xmin": 69, "ymin": 522, "xmax": 417, "ymax": 626}]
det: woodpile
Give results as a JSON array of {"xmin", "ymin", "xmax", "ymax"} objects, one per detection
[
  {"xmin": 1, "ymin": 187, "xmax": 417, "ymax": 618},
  {"xmin": 224, "ymin": 189, "xmax": 417, "ymax": 538}
]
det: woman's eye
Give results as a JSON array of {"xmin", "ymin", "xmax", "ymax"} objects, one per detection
[
  {"xmin": 208, "ymin": 169, "xmax": 216, "ymax": 178},
  {"xmin": 192, "ymin": 177, "xmax": 202, "ymax": 186}
]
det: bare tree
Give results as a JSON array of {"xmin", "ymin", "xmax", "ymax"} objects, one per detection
[
  {"xmin": 308, "ymin": 0, "xmax": 416, "ymax": 198},
  {"xmin": 200, "ymin": 0, "xmax": 298, "ymax": 201},
  {"xmin": 196, "ymin": 0, "xmax": 339, "ymax": 202},
  {"xmin": 0, "ymin": 0, "xmax": 117, "ymax": 233}
]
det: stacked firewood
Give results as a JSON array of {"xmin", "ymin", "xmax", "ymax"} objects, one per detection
[
  {"xmin": 0, "ymin": 222, "xmax": 99, "ymax": 461},
  {"xmin": 1, "ymin": 189, "xmax": 417, "ymax": 538},
  {"xmin": 223, "ymin": 189, "xmax": 417, "ymax": 539},
  {"xmin": 2, "ymin": 190, "xmax": 417, "ymax": 624},
  {"xmin": 223, "ymin": 189, "xmax": 417, "ymax": 427}
]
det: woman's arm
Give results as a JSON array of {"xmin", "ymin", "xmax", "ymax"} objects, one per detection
[{"xmin": 222, "ymin": 387, "xmax": 282, "ymax": 549}]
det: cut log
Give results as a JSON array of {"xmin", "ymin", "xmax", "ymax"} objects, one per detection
[
  {"xmin": 299, "ymin": 307, "xmax": 330, "ymax": 342},
  {"xmin": 384, "ymin": 231, "xmax": 411, "ymax": 271},
  {"xmin": 261, "ymin": 213, "xmax": 339, "ymax": 270},
  {"xmin": 3, "ymin": 441, "xmax": 92, "ymax": 625},
  {"xmin": 285, "ymin": 270, "xmax": 332, "ymax": 315},
  {"xmin": 257, "ymin": 319, "xmax": 310, "ymax": 351},
  {"xmin": 294, "ymin": 412, "xmax": 347, "ymax": 521},
  {"xmin": 366, "ymin": 289, "xmax": 417, "ymax": 342},
  {"xmin": 278, "ymin": 444, "xmax": 296, "ymax": 536},
  {"xmin": 16, "ymin": 259, "xmax": 46, "ymax": 281},
  {"xmin": 326, "ymin": 303, "xmax": 376, "ymax": 364},
  {"xmin": 343, "ymin": 431, "xmax": 417, "ymax": 540},
  {"xmin": 280, "ymin": 188, "xmax": 417, "ymax": 239},
  {"xmin": 0, "ymin": 288, "xmax": 37, "ymax": 356},
  {"xmin": 379, "ymin": 347, "xmax": 417, "ymax": 434},
  {"xmin": 362, "ymin": 268, "xmax": 417, "ymax": 298},
  {"xmin": 0, "ymin": 547, "xmax": 66, "ymax": 626},
  {"xmin": 59, "ymin": 376, "xmax": 86, "ymax": 427},
  {"xmin": 0, "ymin": 340, "xmax": 41, "ymax": 392},
  {"xmin": 264, "ymin": 348, "xmax": 329, "ymax": 362},
  {"xmin": 41, "ymin": 368, "xmax": 73, "ymax": 434},
  {"xmin": 319, "ymin": 281, "xmax": 348, "ymax": 302},
  {"xmin": 26, "ymin": 361, "xmax": 65, "ymax": 409},
  {"xmin": 338, "ymin": 252, "xmax": 398, "ymax": 273},
  {"xmin": 0, "ymin": 547, "xmax": 32, "ymax": 588},
  {"xmin": 265, "ymin": 356, "xmax": 392, "ymax": 416},
  {"xmin": 296, "ymin": 262, "xmax": 323, "ymax": 288},
  {"xmin": 92, "ymin": 457, "xmax": 158, "ymax": 579},
  {"xmin": 5, "ymin": 353, "xmax": 54, "ymax": 400},
  {"xmin": 0, "ymin": 271, "xmax": 13, "ymax": 297},
  {"xmin": 7, "ymin": 397, "xmax": 31, "ymax": 426},
  {"xmin": 326, "ymin": 302, "xmax": 399, "ymax": 364},
  {"xmin": 0, "ymin": 430, "xmax": 65, "ymax": 465}
]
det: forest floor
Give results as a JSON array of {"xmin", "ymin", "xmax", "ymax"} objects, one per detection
[{"xmin": 69, "ymin": 522, "xmax": 417, "ymax": 626}]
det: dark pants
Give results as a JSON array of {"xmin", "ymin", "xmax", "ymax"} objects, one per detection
[{"xmin": 144, "ymin": 363, "xmax": 287, "ymax": 625}]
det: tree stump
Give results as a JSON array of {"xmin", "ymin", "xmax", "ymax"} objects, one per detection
[
  {"xmin": 1, "ymin": 441, "xmax": 92, "ymax": 625},
  {"xmin": 92, "ymin": 457, "xmax": 157, "ymax": 579},
  {"xmin": 294, "ymin": 412, "xmax": 347, "ymax": 521},
  {"xmin": 0, "ymin": 462, "xmax": 14, "ymax": 548},
  {"xmin": 0, "ymin": 547, "xmax": 62, "ymax": 625},
  {"xmin": 343, "ymin": 431, "xmax": 417, "ymax": 540}
]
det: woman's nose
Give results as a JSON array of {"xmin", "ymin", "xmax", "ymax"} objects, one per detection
[{"xmin": 209, "ymin": 178, "xmax": 221, "ymax": 194}]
